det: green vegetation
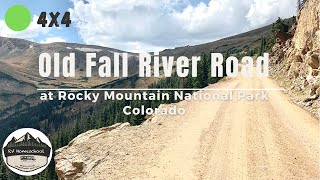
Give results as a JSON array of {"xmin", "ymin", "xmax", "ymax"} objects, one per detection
[
  {"xmin": 272, "ymin": 18, "xmax": 290, "ymax": 33},
  {"xmin": 297, "ymin": 0, "xmax": 306, "ymax": 12},
  {"xmin": 250, "ymin": 17, "xmax": 294, "ymax": 57},
  {"xmin": 259, "ymin": 36, "xmax": 274, "ymax": 55}
]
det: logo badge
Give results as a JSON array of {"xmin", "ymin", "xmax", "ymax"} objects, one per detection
[{"xmin": 2, "ymin": 128, "xmax": 52, "ymax": 176}]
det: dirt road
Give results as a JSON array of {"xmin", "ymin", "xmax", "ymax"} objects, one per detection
[
  {"xmin": 146, "ymin": 75, "xmax": 319, "ymax": 180},
  {"xmin": 55, "ymin": 75, "xmax": 320, "ymax": 180}
]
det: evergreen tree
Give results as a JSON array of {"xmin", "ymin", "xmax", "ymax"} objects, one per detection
[
  {"xmin": 193, "ymin": 53, "xmax": 209, "ymax": 88},
  {"xmin": 0, "ymin": 163, "xmax": 8, "ymax": 180}
]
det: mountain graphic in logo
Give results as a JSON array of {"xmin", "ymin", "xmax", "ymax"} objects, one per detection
[
  {"xmin": 6, "ymin": 132, "xmax": 48, "ymax": 147},
  {"xmin": 3, "ymin": 131, "xmax": 52, "ymax": 173}
]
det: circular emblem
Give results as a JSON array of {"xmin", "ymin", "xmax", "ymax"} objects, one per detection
[
  {"xmin": 2, "ymin": 128, "xmax": 52, "ymax": 176},
  {"xmin": 5, "ymin": 5, "xmax": 32, "ymax": 31}
]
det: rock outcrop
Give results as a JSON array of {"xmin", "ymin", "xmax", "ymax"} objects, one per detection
[
  {"xmin": 54, "ymin": 107, "xmax": 177, "ymax": 180},
  {"xmin": 270, "ymin": 0, "xmax": 320, "ymax": 117},
  {"xmin": 55, "ymin": 123, "xmax": 131, "ymax": 179}
]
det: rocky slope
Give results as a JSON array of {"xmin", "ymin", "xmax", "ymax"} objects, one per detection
[{"xmin": 270, "ymin": 0, "xmax": 319, "ymax": 117}]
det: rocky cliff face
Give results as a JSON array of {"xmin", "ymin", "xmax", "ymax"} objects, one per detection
[
  {"xmin": 270, "ymin": 0, "xmax": 319, "ymax": 117},
  {"xmin": 54, "ymin": 123, "xmax": 131, "ymax": 179}
]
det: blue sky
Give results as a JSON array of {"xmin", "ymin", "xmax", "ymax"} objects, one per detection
[{"xmin": 0, "ymin": 0, "xmax": 296, "ymax": 52}]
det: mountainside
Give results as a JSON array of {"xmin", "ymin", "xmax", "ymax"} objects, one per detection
[
  {"xmin": 0, "ymin": 23, "xmax": 276, "ymax": 112},
  {"xmin": 270, "ymin": 0, "xmax": 319, "ymax": 117},
  {"xmin": 0, "ymin": 20, "xmax": 282, "ymax": 120},
  {"xmin": 161, "ymin": 24, "xmax": 272, "ymax": 57},
  {"xmin": 0, "ymin": 37, "xmax": 139, "ymax": 89},
  {"xmin": 54, "ymin": 1, "xmax": 320, "ymax": 179},
  {"xmin": 0, "ymin": 39, "xmax": 137, "ymax": 111}
]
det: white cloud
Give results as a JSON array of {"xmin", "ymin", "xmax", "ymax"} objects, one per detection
[
  {"xmin": 69, "ymin": 0, "xmax": 296, "ymax": 52},
  {"xmin": 0, "ymin": 16, "xmax": 50, "ymax": 40},
  {"xmin": 40, "ymin": 37, "xmax": 67, "ymax": 44},
  {"xmin": 246, "ymin": 0, "xmax": 296, "ymax": 28}
]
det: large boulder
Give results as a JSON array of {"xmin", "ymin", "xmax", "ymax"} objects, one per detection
[{"xmin": 55, "ymin": 123, "xmax": 131, "ymax": 180}]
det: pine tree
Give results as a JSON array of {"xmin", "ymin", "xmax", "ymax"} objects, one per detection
[
  {"xmin": 259, "ymin": 36, "xmax": 266, "ymax": 55},
  {"xmin": 74, "ymin": 118, "xmax": 80, "ymax": 136},
  {"xmin": 186, "ymin": 74, "xmax": 193, "ymax": 88},
  {"xmin": 0, "ymin": 163, "xmax": 8, "ymax": 180},
  {"xmin": 194, "ymin": 53, "xmax": 209, "ymax": 88},
  {"xmin": 297, "ymin": 0, "xmax": 303, "ymax": 12}
]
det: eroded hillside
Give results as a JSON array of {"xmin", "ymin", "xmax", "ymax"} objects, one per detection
[{"xmin": 270, "ymin": 0, "xmax": 320, "ymax": 117}]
